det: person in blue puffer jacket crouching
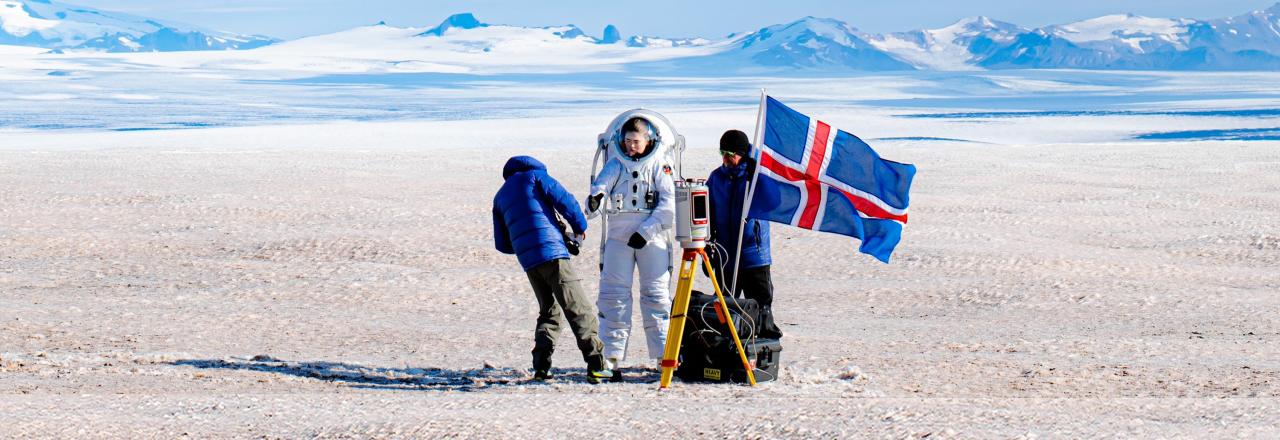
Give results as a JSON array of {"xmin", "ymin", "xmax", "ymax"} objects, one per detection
[{"xmin": 492, "ymin": 155, "xmax": 612, "ymax": 383}]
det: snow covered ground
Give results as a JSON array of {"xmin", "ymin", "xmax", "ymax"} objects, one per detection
[{"xmin": 1, "ymin": 48, "xmax": 1278, "ymax": 437}]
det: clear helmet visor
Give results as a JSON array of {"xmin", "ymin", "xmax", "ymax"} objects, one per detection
[{"xmin": 615, "ymin": 116, "xmax": 661, "ymax": 160}]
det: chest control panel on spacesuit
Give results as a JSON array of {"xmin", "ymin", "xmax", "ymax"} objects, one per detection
[{"xmin": 607, "ymin": 166, "xmax": 661, "ymax": 214}]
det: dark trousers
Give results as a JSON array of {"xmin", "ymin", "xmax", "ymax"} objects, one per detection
[
  {"xmin": 723, "ymin": 265, "xmax": 783, "ymax": 339},
  {"xmin": 525, "ymin": 258, "xmax": 605, "ymax": 371}
]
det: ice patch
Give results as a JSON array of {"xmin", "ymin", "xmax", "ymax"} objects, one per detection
[
  {"xmin": 871, "ymin": 136, "xmax": 983, "ymax": 143},
  {"xmin": 17, "ymin": 93, "xmax": 75, "ymax": 100},
  {"xmin": 109, "ymin": 93, "xmax": 156, "ymax": 100},
  {"xmin": 901, "ymin": 108, "xmax": 1280, "ymax": 119},
  {"xmin": 0, "ymin": 44, "xmax": 47, "ymax": 55},
  {"xmin": 1134, "ymin": 127, "xmax": 1280, "ymax": 141}
]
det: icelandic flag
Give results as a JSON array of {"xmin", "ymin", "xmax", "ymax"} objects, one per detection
[{"xmin": 747, "ymin": 96, "xmax": 916, "ymax": 263}]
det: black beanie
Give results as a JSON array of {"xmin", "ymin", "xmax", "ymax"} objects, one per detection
[{"xmin": 719, "ymin": 130, "xmax": 750, "ymax": 156}]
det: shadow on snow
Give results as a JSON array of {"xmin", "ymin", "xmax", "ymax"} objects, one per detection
[{"xmin": 170, "ymin": 356, "xmax": 655, "ymax": 391}]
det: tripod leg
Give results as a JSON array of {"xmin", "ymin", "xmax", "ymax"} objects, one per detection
[
  {"xmin": 701, "ymin": 249, "xmax": 757, "ymax": 386},
  {"xmin": 658, "ymin": 250, "xmax": 698, "ymax": 389}
]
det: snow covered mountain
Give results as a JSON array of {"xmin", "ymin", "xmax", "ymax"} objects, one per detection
[
  {"xmin": 854, "ymin": 3, "xmax": 1280, "ymax": 71},
  {"xmin": 393, "ymin": 6, "xmax": 1280, "ymax": 72},
  {"xmin": 721, "ymin": 17, "xmax": 914, "ymax": 70},
  {"xmin": 414, "ymin": 13, "xmax": 709, "ymax": 49},
  {"xmin": 974, "ymin": 14, "xmax": 1203, "ymax": 69},
  {"xmin": 418, "ymin": 12, "xmax": 487, "ymax": 37},
  {"xmin": 865, "ymin": 16, "xmax": 1026, "ymax": 70},
  {"xmin": 243, "ymin": 13, "xmax": 721, "ymax": 75},
  {"xmin": 645, "ymin": 16, "xmax": 914, "ymax": 72},
  {"xmin": 0, "ymin": 0, "xmax": 276, "ymax": 52},
  {"xmin": 1198, "ymin": 3, "xmax": 1280, "ymax": 54},
  {"xmin": 624, "ymin": 34, "xmax": 710, "ymax": 48},
  {"xmin": 970, "ymin": 5, "xmax": 1280, "ymax": 70}
]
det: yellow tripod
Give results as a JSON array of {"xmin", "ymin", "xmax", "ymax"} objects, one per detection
[{"xmin": 658, "ymin": 247, "xmax": 756, "ymax": 389}]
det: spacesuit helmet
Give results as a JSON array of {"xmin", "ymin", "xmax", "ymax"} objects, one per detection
[
  {"xmin": 620, "ymin": 117, "xmax": 659, "ymax": 159},
  {"xmin": 597, "ymin": 109, "xmax": 684, "ymax": 169}
]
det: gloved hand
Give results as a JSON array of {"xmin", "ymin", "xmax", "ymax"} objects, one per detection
[
  {"xmin": 585, "ymin": 193, "xmax": 604, "ymax": 218},
  {"xmin": 588, "ymin": 193, "xmax": 603, "ymax": 212},
  {"xmin": 627, "ymin": 232, "xmax": 647, "ymax": 249}
]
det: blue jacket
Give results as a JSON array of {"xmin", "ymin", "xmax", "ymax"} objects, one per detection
[
  {"xmin": 493, "ymin": 156, "xmax": 588, "ymax": 271},
  {"xmin": 708, "ymin": 159, "xmax": 771, "ymax": 270}
]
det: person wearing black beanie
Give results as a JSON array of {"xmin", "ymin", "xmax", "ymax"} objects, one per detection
[
  {"xmin": 707, "ymin": 129, "xmax": 783, "ymax": 339},
  {"xmin": 720, "ymin": 129, "xmax": 751, "ymax": 157}
]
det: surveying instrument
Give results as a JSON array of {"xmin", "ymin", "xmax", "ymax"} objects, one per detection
[{"xmin": 658, "ymin": 179, "xmax": 756, "ymax": 389}]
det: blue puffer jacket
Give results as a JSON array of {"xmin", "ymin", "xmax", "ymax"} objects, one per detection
[
  {"xmin": 708, "ymin": 158, "xmax": 771, "ymax": 270},
  {"xmin": 493, "ymin": 156, "xmax": 588, "ymax": 271}
]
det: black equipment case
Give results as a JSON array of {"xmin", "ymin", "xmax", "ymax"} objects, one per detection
[
  {"xmin": 676, "ymin": 337, "xmax": 782, "ymax": 383},
  {"xmin": 675, "ymin": 291, "xmax": 782, "ymax": 383}
]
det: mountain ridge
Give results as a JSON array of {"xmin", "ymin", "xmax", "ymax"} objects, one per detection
[
  {"xmin": 0, "ymin": 0, "xmax": 276, "ymax": 52},
  {"xmin": 4, "ymin": 1, "xmax": 1280, "ymax": 71}
]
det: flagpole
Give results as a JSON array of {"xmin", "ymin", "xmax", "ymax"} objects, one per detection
[{"xmin": 728, "ymin": 89, "xmax": 768, "ymax": 297}]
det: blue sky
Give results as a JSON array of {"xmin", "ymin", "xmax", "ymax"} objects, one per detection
[{"xmin": 68, "ymin": 0, "xmax": 1280, "ymax": 40}]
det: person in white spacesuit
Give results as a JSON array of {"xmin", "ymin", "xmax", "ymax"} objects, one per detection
[{"xmin": 584, "ymin": 116, "xmax": 676, "ymax": 381}]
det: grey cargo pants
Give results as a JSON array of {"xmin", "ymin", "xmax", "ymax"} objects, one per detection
[{"xmin": 525, "ymin": 258, "xmax": 606, "ymax": 372}]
